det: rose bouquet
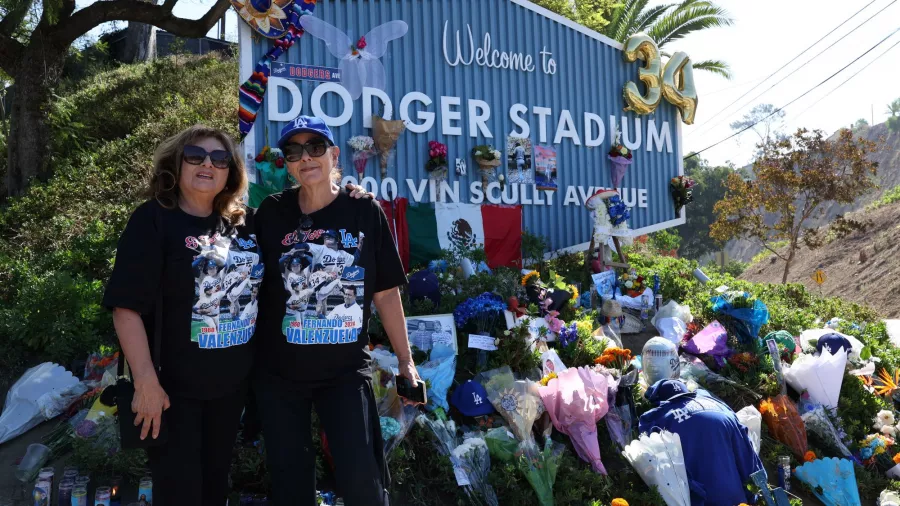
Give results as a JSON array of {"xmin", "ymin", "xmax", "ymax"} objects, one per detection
[
  {"xmin": 248, "ymin": 145, "xmax": 288, "ymax": 208},
  {"xmin": 618, "ymin": 270, "xmax": 644, "ymax": 298},
  {"xmin": 607, "ymin": 143, "xmax": 633, "ymax": 188},
  {"xmin": 426, "ymin": 140, "xmax": 449, "ymax": 174},
  {"xmin": 670, "ymin": 175, "xmax": 696, "ymax": 214},
  {"xmin": 347, "ymin": 135, "xmax": 375, "ymax": 181}
]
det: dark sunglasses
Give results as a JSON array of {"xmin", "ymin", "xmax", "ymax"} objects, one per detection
[
  {"xmin": 183, "ymin": 145, "xmax": 232, "ymax": 169},
  {"xmin": 299, "ymin": 213, "xmax": 314, "ymax": 230},
  {"xmin": 283, "ymin": 140, "xmax": 332, "ymax": 162}
]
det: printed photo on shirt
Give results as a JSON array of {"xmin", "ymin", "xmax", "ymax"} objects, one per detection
[
  {"xmin": 280, "ymin": 227, "xmax": 366, "ymax": 346},
  {"xmin": 407, "ymin": 314, "xmax": 457, "ymax": 356},
  {"xmin": 506, "ymin": 135, "xmax": 533, "ymax": 184},
  {"xmin": 189, "ymin": 232, "xmax": 262, "ymax": 349}
]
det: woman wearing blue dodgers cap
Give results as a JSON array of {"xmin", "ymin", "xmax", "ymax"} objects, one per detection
[{"xmin": 253, "ymin": 115, "xmax": 418, "ymax": 505}]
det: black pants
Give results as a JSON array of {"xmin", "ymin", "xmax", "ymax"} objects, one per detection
[
  {"xmin": 146, "ymin": 388, "xmax": 245, "ymax": 506},
  {"xmin": 254, "ymin": 373, "xmax": 389, "ymax": 506}
]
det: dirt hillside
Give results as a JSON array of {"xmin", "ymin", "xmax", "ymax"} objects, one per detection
[
  {"xmin": 726, "ymin": 123, "xmax": 900, "ymax": 263},
  {"xmin": 741, "ymin": 200, "xmax": 900, "ymax": 318}
]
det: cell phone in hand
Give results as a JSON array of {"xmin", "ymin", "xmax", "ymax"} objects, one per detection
[{"xmin": 396, "ymin": 376, "xmax": 427, "ymax": 405}]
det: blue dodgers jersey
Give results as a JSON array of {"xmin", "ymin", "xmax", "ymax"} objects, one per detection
[{"xmin": 638, "ymin": 388, "xmax": 764, "ymax": 506}]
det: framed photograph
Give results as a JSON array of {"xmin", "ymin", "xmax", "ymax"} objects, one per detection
[
  {"xmin": 506, "ymin": 136, "xmax": 534, "ymax": 184},
  {"xmin": 407, "ymin": 314, "xmax": 458, "ymax": 355}
]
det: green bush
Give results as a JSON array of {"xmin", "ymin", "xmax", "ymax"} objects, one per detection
[{"xmin": 867, "ymin": 185, "xmax": 900, "ymax": 211}]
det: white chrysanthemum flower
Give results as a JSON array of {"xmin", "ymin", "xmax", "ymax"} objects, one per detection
[{"xmin": 878, "ymin": 410, "xmax": 896, "ymax": 427}]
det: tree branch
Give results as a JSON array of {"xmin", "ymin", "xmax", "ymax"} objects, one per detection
[
  {"xmin": 0, "ymin": 32, "xmax": 25, "ymax": 73},
  {"xmin": 55, "ymin": 0, "xmax": 229, "ymax": 47},
  {"xmin": 0, "ymin": 0, "xmax": 32, "ymax": 37},
  {"xmin": 161, "ymin": 0, "xmax": 178, "ymax": 15},
  {"xmin": 760, "ymin": 240, "xmax": 787, "ymax": 261}
]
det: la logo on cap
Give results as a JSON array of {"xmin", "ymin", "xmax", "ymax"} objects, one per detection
[
  {"xmin": 293, "ymin": 117, "xmax": 308, "ymax": 128},
  {"xmin": 472, "ymin": 392, "xmax": 483, "ymax": 405}
]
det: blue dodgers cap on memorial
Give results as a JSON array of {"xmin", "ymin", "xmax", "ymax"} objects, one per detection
[
  {"xmin": 451, "ymin": 380, "xmax": 494, "ymax": 417},
  {"xmin": 278, "ymin": 115, "xmax": 335, "ymax": 148}
]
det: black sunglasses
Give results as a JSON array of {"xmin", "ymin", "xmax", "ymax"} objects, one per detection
[
  {"xmin": 183, "ymin": 145, "xmax": 232, "ymax": 169},
  {"xmin": 283, "ymin": 140, "xmax": 332, "ymax": 162},
  {"xmin": 299, "ymin": 213, "xmax": 314, "ymax": 230}
]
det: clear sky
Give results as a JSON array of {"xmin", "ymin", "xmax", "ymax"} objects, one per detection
[
  {"xmin": 655, "ymin": 0, "xmax": 900, "ymax": 167},
  {"xmin": 114, "ymin": 0, "xmax": 899, "ymax": 168}
]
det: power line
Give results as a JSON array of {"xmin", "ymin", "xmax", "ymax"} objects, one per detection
[
  {"xmin": 687, "ymin": 0, "xmax": 882, "ymax": 134},
  {"xmin": 688, "ymin": 0, "xmax": 897, "ymax": 138},
  {"xmin": 684, "ymin": 27, "xmax": 900, "ymax": 160},
  {"xmin": 789, "ymin": 38, "xmax": 900, "ymax": 123}
]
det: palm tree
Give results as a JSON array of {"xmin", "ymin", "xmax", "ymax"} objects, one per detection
[
  {"xmin": 600, "ymin": 0, "xmax": 734, "ymax": 79},
  {"xmin": 887, "ymin": 98, "xmax": 900, "ymax": 117}
]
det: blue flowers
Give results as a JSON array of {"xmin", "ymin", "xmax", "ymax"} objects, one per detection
[
  {"xmin": 860, "ymin": 447, "xmax": 873, "ymax": 459},
  {"xmin": 454, "ymin": 292, "xmax": 506, "ymax": 333},
  {"xmin": 606, "ymin": 195, "xmax": 631, "ymax": 226},
  {"xmin": 558, "ymin": 322, "xmax": 579, "ymax": 348}
]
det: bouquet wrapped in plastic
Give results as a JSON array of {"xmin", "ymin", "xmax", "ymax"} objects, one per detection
[
  {"xmin": 622, "ymin": 430, "xmax": 691, "ymax": 506},
  {"xmin": 604, "ymin": 368, "xmax": 638, "ymax": 451},
  {"xmin": 736, "ymin": 406, "xmax": 762, "ymax": 455},
  {"xmin": 794, "ymin": 457, "xmax": 861, "ymax": 506},
  {"xmin": 484, "ymin": 427, "xmax": 519, "ymax": 463},
  {"xmin": 451, "ymin": 436, "xmax": 499, "ymax": 506},
  {"xmin": 759, "ymin": 394, "xmax": 808, "ymax": 458},
  {"xmin": 418, "ymin": 344, "xmax": 457, "ymax": 412},
  {"xmin": 481, "ymin": 367, "xmax": 542, "ymax": 442},
  {"xmin": 347, "ymin": 135, "xmax": 375, "ymax": 181},
  {"xmin": 515, "ymin": 439, "xmax": 564, "ymax": 506},
  {"xmin": 800, "ymin": 405, "xmax": 852, "ymax": 457},
  {"xmin": 372, "ymin": 115, "xmax": 406, "ymax": 178},
  {"xmin": 711, "ymin": 291, "xmax": 769, "ymax": 343},
  {"xmin": 682, "ymin": 320, "xmax": 731, "ymax": 368},
  {"xmin": 538, "ymin": 367, "xmax": 610, "ymax": 473},
  {"xmin": 417, "ymin": 416, "xmax": 498, "ymax": 506},
  {"xmin": 784, "ymin": 348, "xmax": 848, "ymax": 409}
]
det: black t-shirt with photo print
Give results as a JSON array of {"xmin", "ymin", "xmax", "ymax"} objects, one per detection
[
  {"xmin": 255, "ymin": 188, "xmax": 407, "ymax": 386},
  {"xmin": 102, "ymin": 200, "xmax": 263, "ymax": 400}
]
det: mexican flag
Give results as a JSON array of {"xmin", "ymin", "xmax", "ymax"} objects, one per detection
[{"xmin": 406, "ymin": 202, "xmax": 522, "ymax": 269}]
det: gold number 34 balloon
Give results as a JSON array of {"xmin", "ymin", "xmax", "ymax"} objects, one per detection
[
  {"xmin": 622, "ymin": 34, "xmax": 699, "ymax": 124},
  {"xmin": 622, "ymin": 34, "xmax": 662, "ymax": 115}
]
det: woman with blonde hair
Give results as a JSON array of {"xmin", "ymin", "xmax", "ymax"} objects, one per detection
[{"xmin": 103, "ymin": 124, "xmax": 259, "ymax": 505}]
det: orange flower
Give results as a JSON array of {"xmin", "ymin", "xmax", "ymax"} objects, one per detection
[
  {"xmin": 611, "ymin": 500, "xmax": 629, "ymax": 506},
  {"xmin": 759, "ymin": 399, "xmax": 775, "ymax": 416},
  {"xmin": 875, "ymin": 369, "xmax": 900, "ymax": 397},
  {"xmin": 521, "ymin": 271, "xmax": 539, "ymax": 286},
  {"xmin": 803, "ymin": 451, "xmax": 816, "ymax": 462}
]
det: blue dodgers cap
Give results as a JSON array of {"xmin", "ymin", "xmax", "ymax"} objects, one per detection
[
  {"xmin": 816, "ymin": 332, "xmax": 852, "ymax": 355},
  {"xmin": 408, "ymin": 270, "xmax": 440, "ymax": 308},
  {"xmin": 278, "ymin": 115, "xmax": 335, "ymax": 148},
  {"xmin": 451, "ymin": 380, "xmax": 494, "ymax": 417}
]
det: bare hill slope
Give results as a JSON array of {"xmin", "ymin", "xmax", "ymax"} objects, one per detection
[{"xmin": 741, "ymin": 200, "xmax": 900, "ymax": 317}]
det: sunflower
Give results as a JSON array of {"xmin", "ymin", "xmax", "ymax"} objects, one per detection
[
  {"xmin": 567, "ymin": 284, "xmax": 579, "ymax": 302},
  {"xmin": 521, "ymin": 270, "xmax": 539, "ymax": 286}
]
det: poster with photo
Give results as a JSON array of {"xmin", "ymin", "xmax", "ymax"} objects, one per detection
[
  {"xmin": 534, "ymin": 144, "xmax": 558, "ymax": 190},
  {"xmin": 407, "ymin": 314, "xmax": 458, "ymax": 355},
  {"xmin": 506, "ymin": 136, "xmax": 533, "ymax": 184}
]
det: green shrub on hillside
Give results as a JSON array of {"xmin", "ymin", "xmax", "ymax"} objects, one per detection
[
  {"xmin": 867, "ymin": 185, "xmax": 900, "ymax": 211},
  {"xmin": 0, "ymin": 53, "xmax": 238, "ymax": 379}
]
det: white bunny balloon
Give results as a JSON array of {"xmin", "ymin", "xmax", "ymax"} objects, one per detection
[{"xmin": 299, "ymin": 15, "xmax": 409, "ymax": 99}]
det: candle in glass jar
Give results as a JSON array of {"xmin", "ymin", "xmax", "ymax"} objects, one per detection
[
  {"xmin": 58, "ymin": 479, "xmax": 74, "ymax": 505},
  {"xmin": 71, "ymin": 485, "xmax": 88, "ymax": 506},
  {"xmin": 95, "ymin": 486, "xmax": 111, "ymax": 506},
  {"xmin": 137, "ymin": 477, "xmax": 152, "ymax": 505},
  {"xmin": 109, "ymin": 476, "xmax": 122, "ymax": 506}
]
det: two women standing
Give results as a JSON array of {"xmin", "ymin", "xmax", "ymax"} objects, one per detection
[{"xmin": 105, "ymin": 118, "xmax": 418, "ymax": 505}]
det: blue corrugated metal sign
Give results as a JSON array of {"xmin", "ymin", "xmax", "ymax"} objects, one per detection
[
  {"xmin": 271, "ymin": 62, "xmax": 343, "ymax": 83},
  {"xmin": 239, "ymin": 0, "xmax": 693, "ymax": 251}
]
